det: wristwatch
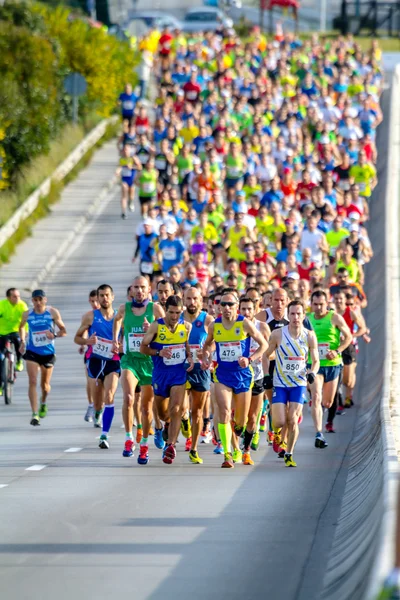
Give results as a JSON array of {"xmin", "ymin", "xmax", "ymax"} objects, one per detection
[{"xmin": 156, "ymin": 350, "xmax": 160, "ymax": 356}]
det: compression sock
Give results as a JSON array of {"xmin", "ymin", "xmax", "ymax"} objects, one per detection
[
  {"xmin": 126, "ymin": 432, "xmax": 133, "ymax": 440},
  {"xmin": 95, "ymin": 410, "xmax": 102, "ymax": 420},
  {"xmin": 268, "ymin": 408, "xmax": 273, "ymax": 431},
  {"xmin": 243, "ymin": 429, "xmax": 254, "ymax": 451},
  {"xmin": 233, "ymin": 424, "xmax": 244, "ymax": 437},
  {"xmin": 262, "ymin": 399, "xmax": 269, "ymax": 413},
  {"xmin": 218, "ymin": 422, "xmax": 232, "ymax": 454},
  {"xmin": 141, "ymin": 437, "xmax": 148, "ymax": 446},
  {"xmin": 255, "ymin": 409, "xmax": 262, "ymax": 432},
  {"xmin": 102, "ymin": 405, "xmax": 115, "ymax": 435}
]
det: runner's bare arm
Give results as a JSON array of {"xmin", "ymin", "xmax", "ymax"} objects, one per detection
[
  {"xmin": 260, "ymin": 322, "xmax": 271, "ymax": 374},
  {"xmin": 332, "ymin": 312, "xmax": 353, "ymax": 353},
  {"xmin": 200, "ymin": 321, "xmax": 215, "ymax": 368},
  {"xmin": 140, "ymin": 321, "xmax": 159, "ymax": 356},
  {"xmin": 50, "ymin": 308, "xmax": 67, "ymax": 338},
  {"xmin": 351, "ymin": 308, "xmax": 367, "ymax": 338},
  {"xmin": 264, "ymin": 329, "xmax": 280, "ymax": 359},
  {"xmin": 307, "ymin": 330, "xmax": 320, "ymax": 374},
  {"xmin": 184, "ymin": 322, "xmax": 194, "ymax": 371},
  {"xmin": 18, "ymin": 311, "xmax": 29, "ymax": 346},
  {"xmin": 243, "ymin": 318, "xmax": 268, "ymax": 363},
  {"xmin": 112, "ymin": 303, "xmax": 126, "ymax": 343},
  {"xmin": 74, "ymin": 311, "xmax": 95, "ymax": 346}
]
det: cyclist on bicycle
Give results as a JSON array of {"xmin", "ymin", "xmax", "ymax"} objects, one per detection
[{"xmin": 0, "ymin": 288, "xmax": 28, "ymax": 378}]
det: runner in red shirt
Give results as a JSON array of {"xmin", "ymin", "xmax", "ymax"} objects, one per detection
[
  {"xmin": 158, "ymin": 27, "xmax": 173, "ymax": 70},
  {"xmin": 183, "ymin": 71, "xmax": 201, "ymax": 104},
  {"xmin": 297, "ymin": 248, "xmax": 315, "ymax": 281}
]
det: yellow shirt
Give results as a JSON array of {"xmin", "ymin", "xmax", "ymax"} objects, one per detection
[{"xmin": 180, "ymin": 126, "xmax": 199, "ymax": 144}]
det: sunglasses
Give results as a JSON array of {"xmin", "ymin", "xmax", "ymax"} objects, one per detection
[{"xmin": 220, "ymin": 301, "xmax": 237, "ymax": 307}]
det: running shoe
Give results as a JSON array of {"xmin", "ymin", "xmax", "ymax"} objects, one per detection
[
  {"xmin": 189, "ymin": 450, "xmax": 203, "ymax": 464},
  {"xmin": 121, "ymin": 213, "xmax": 127, "ymax": 220},
  {"xmin": 325, "ymin": 421, "xmax": 335, "ymax": 433},
  {"xmin": 200, "ymin": 428, "xmax": 212, "ymax": 444},
  {"xmin": 137, "ymin": 444, "xmax": 149, "ymax": 465},
  {"xmin": 213, "ymin": 442, "xmax": 223, "ymax": 455},
  {"xmin": 149, "ymin": 426, "xmax": 154, "ymax": 436},
  {"xmin": 344, "ymin": 397, "xmax": 354, "ymax": 408},
  {"xmin": 315, "ymin": 434, "xmax": 328, "ymax": 449},
  {"xmin": 211, "ymin": 428, "xmax": 218, "ymax": 446},
  {"xmin": 185, "ymin": 437, "xmax": 192, "ymax": 452},
  {"xmin": 336, "ymin": 406, "xmax": 346, "ymax": 416},
  {"xmin": 251, "ymin": 431, "xmax": 260, "ymax": 451},
  {"xmin": 136, "ymin": 426, "xmax": 143, "ymax": 444},
  {"xmin": 162, "ymin": 443, "xmax": 176, "ymax": 465},
  {"xmin": 180, "ymin": 418, "xmax": 191, "ymax": 439},
  {"xmin": 162, "ymin": 422, "xmax": 169, "ymax": 443},
  {"xmin": 221, "ymin": 452, "xmax": 234, "ymax": 468},
  {"xmin": 278, "ymin": 441, "xmax": 287, "ymax": 458},
  {"xmin": 154, "ymin": 428, "xmax": 165, "ymax": 449},
  {"xmin": 30, "ymin": 414, "xmax": 40, "ymax": 426},
  {"xmin": 267, "ymin": 430, "xmax": 274, "ymax": 445},
  {"xmin": 99, "ymin": 435, "xmax": 109, "ymax": 449},
  {"xmin": 233, "ymin": 449, "xmax": 242, "ymax": 463},
  {"xmin": 84, "ymin": 405, "xmax": 94, "ymax": 423},
  {"xmin": 272, "ymin": 433, "xmax": 282, "ymax": 454},
  {"xmin": 128, "ymin": 201, "xmax": 135, "ymax": 212},
  {"xmin": 242, "ymin": 451, "xmax": 254, "ymax": 466},
  {"xmin": 259, "ymin": 413, "xmax": 267, "ymax": 432},
  {"xmin": 38, "ymin": 403, "xmax": 48, "ymax": 418},
  {"xmin": 123, "ymin": 439, "xmax": 134, "ymax": 457},
  {"xmin": 284, "ymin": 454, "xmax": 297, "ymax": 467},
  {"xmin": 15, "ymin": 360, "xmax": 24, "ymax": 372}
]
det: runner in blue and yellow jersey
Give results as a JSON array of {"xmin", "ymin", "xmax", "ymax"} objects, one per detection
[
  {"xmin": 140, "ymin": 295, "xmax": 194, "ymax": 465},
  {"xmin": 265, "ymin": 300, "xmax": 319, "ymax": 467},
  {"xmin": 74, "ymin": 284, "xmax": 120, "ymax": 450},
  {"xmin": 201, "ymin": 292, "xmax": 267, "ymax": 469}
]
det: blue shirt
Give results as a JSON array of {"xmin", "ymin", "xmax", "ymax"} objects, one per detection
[
  {"xmin": 119, "ymin": 92, "xmax": 137, "ymax": 117},
  {"xmin": 159, "ymin": 239, "xmax": 185, "ymax": 272},
  {"xmin": 138, "ymin": 233, "xmax": 157, "ymax": 263},
  {"xmin": 261, "ymin": 189, "xmax": 284, "ymax": 207},
  {"xmin": 276, "ymin": 249, "xmax": 302, "ymax": 263},
  {"xmin": 26, "ymin": 309, "xmax": 55, "ymax": 356}
]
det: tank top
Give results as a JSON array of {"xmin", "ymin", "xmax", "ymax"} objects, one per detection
[
  {"xmin": 265, "ymin": 308, "xmax": 289, "ymax": 331},
  {"xmin": 139, "ymin": 169, "xmax": 157, "ymax": 197},
  {"xmin": 155, "ymin": 152, "xmax": 168, "ymax": 172},
  {"xmin": 88, "ymin": 309, "xmax": 119, "ymax": 362},
  {"xmin": 249, "ymin": 320, "xmax": 264, "ymax": 382},
  {"xmin": 273, "ymin": 325, "xmax": 309, "ymax": 388},
  {"xmin": 226, "ymin": 154, "xmax": 244, "ymax": 179},
  {"xmin": 342, "ymin": 306, "xmax": 357, "ymax": 346},
  {"xmin": 308, "ymin": 311, "xmax": 342, "ymax": 366},
  {"xmin": 214, "ymin": 314, "xmax": 250, "ymax": 373},
  {"xmin": 123, "ymin": 302, "xmax": 154, "ymax": 359},
  {"xmin": 120, "ymin": 157, "xmax": 135, "ymax": 178},
  {"xmin": 228, "ymin": 225, "xmax": 248, "ymax": 260},
  {"xmin": 150, "ymin": 318, "xmax": 188, "ymax": 373},
  {"xmin": 26, "ymin": 309, "xmax": 55, "ymax": 356},
  {"xmin": 187, "ymin": 311, "xmax": 208, "ymax": 365}
]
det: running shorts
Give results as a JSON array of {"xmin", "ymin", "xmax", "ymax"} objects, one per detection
[
  {"xmin": 121, "ymin": 354, "xmax": 153, "ymax": 386},
  {"xmin": 342, "ymin": 344, "xmax": 357, "ymax": 365},
  {"xmin": 317, "ymin": 365, "xmax": 342, "ymax": 382},
  {"xmin": 24, "ymin": 350, "xmax": 56, "ymax": 369},
  {"xmin": 186, "ymin": 366, "xmax": 211, "ymax": 392},
  {"xmin": 153, "ymin": 370, "xmax": 186, "ymax": 398},
  {"xmin": 225, "ymin": 177, "xmax": 243, "ymax": 189},
  {"xmin": 139, "ymin": 195, "xmax": 156, "ymax": 206},
  {"xmin": 87, "ymin": 357, "xmax": 121, "ymax": 382},
  {"xmin": 252, "ymin": 378, "xmax": 264, "ymax": 397},
  {"xmin": 272, "ymin": 386, "xmax": 306, "ymax": 405},
  {"xmin": 122, "ymin": 174, "xmax": 135, "ymax": 187},
  {"xmin": 213, "ymin": 365, "xmax": 253, "ymax": 395}
]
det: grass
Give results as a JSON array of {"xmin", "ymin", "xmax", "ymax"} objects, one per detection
[
  {"xmin": 0, "ymin": 119, "xmax": 119, "ymax": 265},
  {"xmin": 0, "ymin": 114, "xmax": 103, "ymax": 227}
]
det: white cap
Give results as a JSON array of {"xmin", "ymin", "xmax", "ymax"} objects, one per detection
[
  {"xmin": 166, "ymin": 224, "xmax": 177, "ymax": 234},
  {"xmin": 143, "ymin": 218, "xmax": 153, "ymax": 227},
  {"xmin": 348, "ymin": 211, "xmax": 360, "ymax": 221},
  {"xmin": 287, "ymin": 271, "xmax": 300, "ymax": 280},
  {"xmin": 349, "ymin": 224, "xmax": 359, "ymax": 232}
]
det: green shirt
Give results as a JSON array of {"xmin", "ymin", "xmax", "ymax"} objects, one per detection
[
  {"xmin": 308, "ymin": 311, "xmax": 342, "ymax": 367},
  {"xmin": 0, "ymin": 298, "xmax": 28, "ymax": 336},
  {"xmin": 123, "ymin": 301, "xmax": 154, "ymax": 359}
]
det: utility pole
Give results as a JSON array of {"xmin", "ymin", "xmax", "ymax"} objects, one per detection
[{"xmin": 320, "ymin": 0, "xmax": 327, "ymax": 31}]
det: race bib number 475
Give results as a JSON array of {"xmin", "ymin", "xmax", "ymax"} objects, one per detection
[{"xmin": 220, "ymin": 341, "xmax": 242, "ymax": 362}]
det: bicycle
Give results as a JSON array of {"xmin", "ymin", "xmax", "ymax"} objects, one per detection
[{"xmin": 0, "ymin": 336, "xmax": 16, "ymax": 405}]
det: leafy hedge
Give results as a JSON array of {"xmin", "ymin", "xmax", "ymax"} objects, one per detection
[{"xmin": 0, "ymin": 1, "xmax": 138, "ymax": 186}]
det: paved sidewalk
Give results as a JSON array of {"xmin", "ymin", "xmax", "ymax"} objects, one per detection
[{"xmin": 0, "ymin": 140, "xmax": 119, "ymax": 298}]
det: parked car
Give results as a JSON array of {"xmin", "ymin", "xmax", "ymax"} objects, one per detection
[
  {"xmin": 182, "ymin": 7, "xmax": 233, "ymax": 32},
  {"xmin": 203, "ymin": 0, "xmax": 242, "ymax": 8},
  {"xmin": 126, "ymin": 10, "xmax": 182, "ymax": 30}
]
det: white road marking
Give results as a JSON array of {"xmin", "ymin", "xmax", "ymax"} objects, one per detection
[
  {"xmin": 25, "ymin": 465, "xmax": 47, "ymax": 471},
  {"xmin": 64, "ymin": 448, "xmax": 82, "ymax": 453},
  {"xmin": 0, "ymin": 484, "xmax": 9, "ymax": 488}
]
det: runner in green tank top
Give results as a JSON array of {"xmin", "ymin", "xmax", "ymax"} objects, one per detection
[
  {"xmin": 113, "ymin": 276, "xmax": 165, "ymax": 465},
  {"xmin": 138, "ymin": 157, "xmax": 158, "ymax": 216},
  {"xmin": 308, "ymin": 290, "xmax": 352, "ymax": 449}
]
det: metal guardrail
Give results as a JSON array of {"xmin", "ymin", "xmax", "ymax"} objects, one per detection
[
  {"xmin": 335, "ymin": 0, "xmax": 400, "ymax": 35},
  {"xmin": 0, "ymin": 116, "xmax": 118, "ymax": 252}
]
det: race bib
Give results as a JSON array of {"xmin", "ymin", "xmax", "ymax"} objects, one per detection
[
  {"xmin": 190, "ymin": 344, "xmax": 201, "ymax": 363},
  {"xmin": 141, "ymin": 261, "xmax": 153, "ymax": 274},
  {"xmin": 142, "ymin": 182, "xmax": 155, "ymax": 194},
  {"xmin": 33, "ymin": 331, "xmax": 50, "ymax": 347},
  {"xmin": 163, "ymin": 344, "xmax": 186, "ymax": 366},
  {"xmin": 187, "ymin": 91, "xmax": 197, "ymax": 100},
  {"xmin": 163, "ymin": 247, "xmax": 177, "ymax": 261},
  {"xmin": 136, "ymin": 125, "xmax": 147, "ymax": 134},
  {"xmin": 139, "ymin": 153, "xmax": 148, "ymax": 164},
  {"xmin": 282, "ymin": 356, "xmax": 306, "ymax": 375},
  {"xmin": 93, "ymin": 337, "xmax": 114, "ymax": 359},
  {"xmin": 121, "ymin": 166, "xmax": 132, "ymax": 177},
  {"xmin": 128, "ymin": 333, "xmax": 144, "ymax": 352},
  {"xmin": 155, "ymin": 158, "xmax": 167, "ymax": 170},
  {"xmin": 318, "ymin": 343, "xmax": 330, "ymax": 359},
  {"xmin": 219, "ymin": 341, "xmax": 242, "ymax": 362},
  {"xmin": 228, "ymin": 167, "xmax": 240, "ymax": 178},
  {"xmin": 123, "ymin": 100, "xmax": 134, "ymax": 110},
  {"xmin": 358, "ymin": 182, "xmax": 366, "ymax": 193},
  {"xmin": 338, "ymin": 179, "xmax": 350, "ymax": 191}
]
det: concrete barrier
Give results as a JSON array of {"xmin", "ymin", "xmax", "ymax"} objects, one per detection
[
  {"xmin": 0, "ymin": 115, "xmax": 118, "ymax": 250},
  {"xmin": 320, "ymin": 66, "xmax": 400, "ymax": 600}
]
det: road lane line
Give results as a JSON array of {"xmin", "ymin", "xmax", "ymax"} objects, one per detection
[
  {"xmin": 0, "ymin": 484, "xmax": 9, "ymax": 488},
  {"xmin": 64, "ymin": 448, "xmax": 82, "ymax": 453},
  {"xmin": 25, "ymin": 465, "xmax": 47, "ymax": 471}
]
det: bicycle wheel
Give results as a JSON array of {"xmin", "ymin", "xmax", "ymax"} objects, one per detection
[{"xmin": 3, "ymin": 356, "xmax": 12, "ymax": 405}]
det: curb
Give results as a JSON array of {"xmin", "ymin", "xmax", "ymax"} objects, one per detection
[{"xmin": 27, "ymin": 175, "xmax": 118, "ymax": 293}]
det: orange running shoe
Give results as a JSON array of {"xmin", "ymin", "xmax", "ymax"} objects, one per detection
[
  {"xmin": 185, "ymin": 436, "xmax": 192, "ymax": 452},
  {"xmin": 221, "ymin": 452, "xmax": 234, "ymax": 468},
  {"xmin": 242, "ymin": 452, "xmax": 254, "ymax": 466}
]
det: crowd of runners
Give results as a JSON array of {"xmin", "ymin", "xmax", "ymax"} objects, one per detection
[{"xmin": 0, "ymin": 25, "xmax": 382, "ymax": 469}]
